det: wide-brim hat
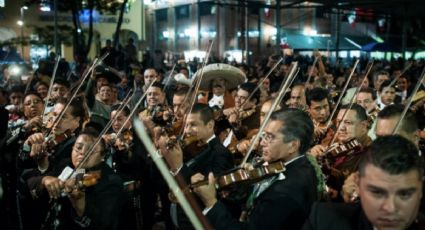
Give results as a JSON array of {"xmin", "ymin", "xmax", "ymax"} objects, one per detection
[
  {"xmin": 94, "ymin": 65, "xmax": 121, "ymax": 84},
  {"xmin": 193, "ymin": 63, "xmax": 247, "ymax": 90},
  {"xmin": 174, "ymin": 73, "xmax": 192, "ymax": 86}
]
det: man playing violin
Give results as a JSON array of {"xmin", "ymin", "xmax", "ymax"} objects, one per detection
[
  {"xmin": 103, "ymin": 104, "xmax": 147, "ymax": 229},
  {"xmin": 191, "ymin": 109, "xmax": 321, "ymax": 230},
  {"xmin": 303, "ymin": 135, "xmax": 424, "ymax": 230},
  {"xmin": 311, "ymin": 104, "xmax": 371, "ymax": 199},
  {"xmin": 306, "ymin": 87, "xmax": 333, "ymax": 146},
  {"xmin": 220, "ymin": 83, "xmax": 260, "ymax": 159},
  {"xmin": 158, "ymin": 103, "xmax": 233, "ymax": 229},
  {"xmin": 138, "ymin": 82, "xmax": 172, "ymax": 127}
]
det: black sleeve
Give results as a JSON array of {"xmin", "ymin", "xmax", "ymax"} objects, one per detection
[{"xmin": 85, "ymin": 78, "xmax": 96, "ymax": 108}]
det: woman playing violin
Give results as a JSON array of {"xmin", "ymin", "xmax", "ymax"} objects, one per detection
[
  {"xmin": 60, "ymin": 127, "xmax": 126, "ymax": 230},
  {"xmin": 29, "ymin": 128, "xmax": 126, "ymax": 230}
]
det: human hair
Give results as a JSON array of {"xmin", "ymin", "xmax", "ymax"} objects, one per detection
[
  {"xmin": 57, "ymin": 96, "xmax": 88, "ymax": 126},
  {"xmin": 373, "ymin": 70, "xmax": 390, "ymax": 83},
  {"xmin": 111, "ymin": 103, "xmax": 130, "ymax": 117},
  {"xmin": 34, "ymin": 80, "xmax": 48, "ymax": 90},
  {"xmin": 359, "ymin": 135, "xmax": 423, "ymax": 178},
  {"xmin": 377, "ymin": 104, "xmax": 418, "ymax": 134},
  {"xmin": 238, "ymin": 82, "xmax": 260, "ymax": 104},
  {"xmin": 9, "ymin": 85, "xmax": 24, "ymax": 95},
  {"xmin": 270, "ymin": 108, "xmax": 314, "ymax": 154},
  {"xmin": 54, "ymin": 78, "xmax": 70, "ymax": 89},
  {"xmin": 339, "ymin": 103, "xmax": 368, "ymax": 122},
  {"xmin": 306, "ymin": 87, "xmax": 329, "ymax": 106},
  {"xmin": 150, "ymin": 82, "xmax": 165, "ymax": 91},
  {"xmin": 191, "ymin": 103, "xmax": 214, "ymax": 124},
  {"xmin": 144, "ymin": 68, "xmax": 158, "ymax": 76},
  {"xmin": 358, "ymin": 87, "xmax": 377, "ymax": 100},
  {"xmin": 174, "ymin": 86, "xmax": 189, "ymax": 97},
  {"xmin": 79, "ymin": 127, "xmax": 106, "ymax": 156},
  {"xmin": 378, "ymin": 80, "xmax": 395, "ymax": 93},
  {"xmin": 24, "ymin": 91, "xmax": 43, "ymax": 102}
]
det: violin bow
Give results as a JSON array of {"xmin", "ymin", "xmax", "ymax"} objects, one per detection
[
  {"xmin": 393, "ymin": 65, "xmax": 425, "ymax": 134},
  {"xmin": 133, "ymin": 118, "xmax": 211, "ymax": 230},
  {"xmin": 114, "ymin": 79, "xmax": 157, "ymax": 138},
  {"xmin": 42, "ymin": 55, "xmax": 61, "ymax": 115},
  {"xmin": 240, "ymin": 62, "xmax": 299, "ymax": 166},
  {"xmin": 163, "ymin": 63, "xmax": 177, "ymax": 91},
  {"xmin": 325, "ymin": 59, "xmax": 360, "ymax": 128},
  {"xmin": 305, "ymin": 55, "xmax": 319, "ymax": 85},
  {"xmin": 74, "ymin": 90, "xmax": 134, "ymax": 172},
  {"xmin": 46, "ymin": 53, "xmax": 109, "ymax": 138},
  {"xmin": 179, "ymin": 40, "xmax": 214, "ymax": 138},
  {"xmin": 388, "ymin": 62, "xmax": 413, "ymax": 89},
  {"xmin": 238, "ymin": 57, "xmax": 283, "ymax": 111},
  {"xmin": 327, "ymin": 60, "xmax": 374, "ymax": 147}
]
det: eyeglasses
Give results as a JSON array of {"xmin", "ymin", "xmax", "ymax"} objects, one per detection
[{"xmin": 261, "ymin": 132, "xmax": 277, "ymax": 143}]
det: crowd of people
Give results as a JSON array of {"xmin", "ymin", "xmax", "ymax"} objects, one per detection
[{"xmin": 0, "ymin": 45, "xmax": 425, "ymax": 230}]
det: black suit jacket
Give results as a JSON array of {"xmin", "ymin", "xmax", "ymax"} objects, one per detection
[
  {"xmin": 302, "ymin": 202, "xmax": 425, "ymax": 230},
  {"xmin": 207, "ymin": 155, "xmax": 319, "ymax": 230},
  {"xmin": 180, "ymin": 136, "xmax": 234, "ymax": 183}
]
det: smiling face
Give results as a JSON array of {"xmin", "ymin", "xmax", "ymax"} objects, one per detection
[
  {"xmin": 146, "ymin": 86, "xmax": 165, "ymax": 107},
  {"xmin": 99, "ymin": 85, "xmax": 112, "ymax": 103},
  {"xmin": 184, "ymin": 113, "xmax": 214, "ymax": 142},
  {"xmin": 359, "ymin": 164, "xmax": 423, "ymax": 230}
]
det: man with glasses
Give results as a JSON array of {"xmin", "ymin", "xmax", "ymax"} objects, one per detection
[{"xmin": 192, "ymin": 109, "xmax": 321, "ymax": 229}]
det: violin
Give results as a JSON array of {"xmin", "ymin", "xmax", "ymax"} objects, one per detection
[
  {"xmin": 149, "ymin": 105, "xmax": 173, "ymax": 126},
  {"xmin": 190, "ymin": 161, "xmax": 286, "ymax": 191},
  {"xmin": 20, "ymin": 129, "xmax": 74, "ymax": 161},
  {"xmin": 318, "ymin": 139, "xmax": 362, "ymax": 177},
  {"xmin": 75, "ymin": 170, "xmax": 101, "ymax": 190},
  {"xmin": 167, "ymin": 135, "xmax": 207, "ymax": 162},
  {"xmin": 106, "ymin": 130, "xmax": 134, "ymax": 151},
  {"xmin": 169, "ymin": 161, "xmax": 286, "ymax": 203}
]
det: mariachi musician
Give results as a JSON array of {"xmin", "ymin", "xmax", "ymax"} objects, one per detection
[
  {"xmin": 193, "ymin": 63, "xmax": 246, "ymax": 140},
  {"xmin": 310, "ymin": 104, "xmax": 372, "ymax": 200},
  {"xmin": 20, "ymin": 97, "xmax": 87, "ymax": 230},
  {"xmin": 157, "ymin": 103, "xmax": 234, "ymax": 229},
  {"xmin": 306, "ymin": 87, "xmax": 335, "ymax": 146},
  {"xmin": 195, "ymin": 63, "xmax": 242, "ymax": 110},
  {"xmin": 103, "ymin": 103, "xmax": 145, "ymax": 229},
  {"xmin": 191, "ymin": 109, "xmax": 322, "ymax": 229}
]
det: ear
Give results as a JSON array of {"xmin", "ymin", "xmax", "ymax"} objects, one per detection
[
  {"xmin": 207, "ymin": 120, "xmax": 215, "ymax": 130},
  {"xmin": 289, "ymin": 139, "xmax": 301, "ymax": 154},
  {"xmin": 354, "ymin": 172, "xmax": 360, "ymax": 187}
]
